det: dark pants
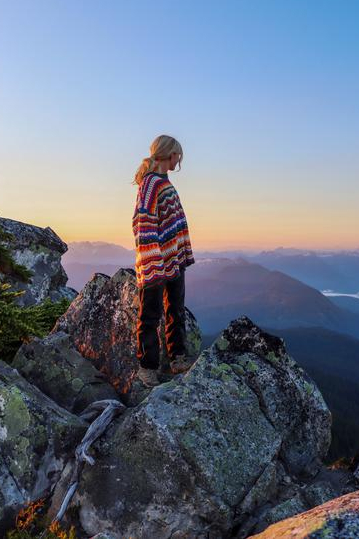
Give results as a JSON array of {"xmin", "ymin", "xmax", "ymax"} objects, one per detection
[{"xmin": 136, "ymin": 268, "xmax": 187, "ymax": 369}]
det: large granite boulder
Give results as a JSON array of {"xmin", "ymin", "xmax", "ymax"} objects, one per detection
[
  {"xmin": 52, "ymin": 268, "xmax": 202, "ymax": 396},
  {"xmin": 0, "ymin": 360, "xmax": 87, "ymax": 532},
  {"xmin": 0, "ymin": 216, "xmax": 78, "ymax": 306},
  {"xmin": 53, "ymin": 316, "xmax": 336, "ymax": 538},
  {"xmin": 12, "ymin": 331, "xmax": 119, "ymax": 414}
]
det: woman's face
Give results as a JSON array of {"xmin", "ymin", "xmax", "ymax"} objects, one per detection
[{"xmin": 169, "ymin": 152, "xmax": 181, "ymax": 171}]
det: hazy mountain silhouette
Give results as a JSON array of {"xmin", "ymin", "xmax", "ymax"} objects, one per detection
[
  {"xmin": 184, "ymin": 258, "xmax": 359, "ymax": 339},
  {"xmin": 62, "ymin": 243, "xmax": 359, "ymax": 339},
  {"xmin": 63, "ymin": 241, "xmax": 135, "ymax": 264},
  {"xmin": 245, "ymin": 248, "xmax": 359, "ymax": 292},
  {"xmin": 328, "ymin": 295, "xmax": 359, "ymax": 315},
  {"xmin": 62, "ymin": 241, "xmax": 136, "ymax": 291}
]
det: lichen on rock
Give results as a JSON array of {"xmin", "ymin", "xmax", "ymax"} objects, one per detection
[
  {"xmin": 12, "ymin": 331, "xmax": 119, "ymax": 414},
  {"xmin": 0, "ymin": 216, "xmax": 78, "ymax": 307},
  {"xmin": 0, "ymin": 360, "xmax": 87, "ymax": 531}
]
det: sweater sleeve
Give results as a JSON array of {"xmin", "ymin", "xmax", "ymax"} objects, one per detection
[{"xmin": 132, "ymin": 177, "xmax": 165, "ymax": 288}]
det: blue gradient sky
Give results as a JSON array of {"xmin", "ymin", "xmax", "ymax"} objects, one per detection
[{"xmin": 1, "ymin": 0, "xmax": 358, "ymax": 250}]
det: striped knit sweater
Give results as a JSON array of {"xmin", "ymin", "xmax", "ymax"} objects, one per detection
[{"xmin": 132, "ymin": 172, "xmax": 195, "ymax": 289}]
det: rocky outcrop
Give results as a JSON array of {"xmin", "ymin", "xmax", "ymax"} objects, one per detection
[
  {"xmin": 2, "ymin": 216, "xmax": 358, "ymax": 538},
  {"xmin": 45, "ymin": 315, "xmax": 350, "ymax": 539},
  {"xmin": 0, "ymin": 216, "xmax": 78, "ymax": 306},
  {"xmin": 0, "ymin": 360, "xmax": 87, "ymax": 531},
  {"xmin": 52, "ymin": 268, "xmax": 202, "ymax": 398},
  {"xmin": 248, "ymin": 490, "xmax": 359, "ymax": 538},
  {"xmin": 12, "ymin": 331, "xmax": 119, "ymax": 414}
]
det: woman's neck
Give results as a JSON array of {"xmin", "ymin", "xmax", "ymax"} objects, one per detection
[{"xmin": 153, "ymin": 164, "xmax": 169, "ymax": 174}]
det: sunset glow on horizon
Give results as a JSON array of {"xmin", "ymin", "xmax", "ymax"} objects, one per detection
[{"xmin": 1, "ymin": 1, "xmax": 358, "ymax": 252}]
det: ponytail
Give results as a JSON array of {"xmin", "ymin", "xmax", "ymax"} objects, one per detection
[{"xmin": 132, "ymin": 155, "xmax": 157, "ymax": 186}]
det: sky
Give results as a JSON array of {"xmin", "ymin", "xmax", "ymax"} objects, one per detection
[{"xmin": 1, "ymin": 0, "xmax": 358, "ymax": 251}]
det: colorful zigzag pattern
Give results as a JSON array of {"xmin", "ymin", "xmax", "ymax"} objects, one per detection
[{"xmin": 132, "ymin": 172, "xmax": 195, "ymax": 289}]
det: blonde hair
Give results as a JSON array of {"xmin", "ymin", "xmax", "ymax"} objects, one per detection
[{"xmin": 132, "ymin": 134, "xmax": 183, "ymax": 186}]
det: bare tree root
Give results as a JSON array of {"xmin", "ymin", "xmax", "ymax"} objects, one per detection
[{"xmin": 41, "ymin": 399, "xmax": 126, "ymax": 536}]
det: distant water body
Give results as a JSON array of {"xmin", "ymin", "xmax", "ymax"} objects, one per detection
[{"xmin": 322, "ymin": 290, "xmax": 359, "ymax": 299}]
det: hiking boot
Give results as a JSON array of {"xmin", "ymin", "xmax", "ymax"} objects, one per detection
[
  {"xmin": 170, "ymin": 354, "xmax": 193, "ymax": 374},
  {"xmin": 137, "ymin": 365, "xmax": 161, "ymax": 387}
]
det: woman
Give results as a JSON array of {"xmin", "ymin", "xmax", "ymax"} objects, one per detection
[{"xmin": 132, "ymin": 134, "xmax": 195, "ymax": 387}]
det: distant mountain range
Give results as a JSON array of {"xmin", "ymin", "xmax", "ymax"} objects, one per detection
[
  {"xmin": 328, "ymin": 295, "xmax": 359, "ymax": 314},
  {"xmin": 184, "ymin": 258, "xmax": 359, "ymax": 339},
  {"xmin": 62, "ymin": 242, "xmax": 359, "ymax": 340},
  {"xmin": 62, "ymin": 241, "xmax": 135, "ymax": 291},
  {"xmin": 63, "ymin": 241, "xmax": 359, "ymax": 293},
  {"xmin": 245, "ymin": 248, "xmax": 359, "ymax": 293},
  {"xmin": 62, "ymin": 241, "xmax": 136, "ymax": 265}
]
